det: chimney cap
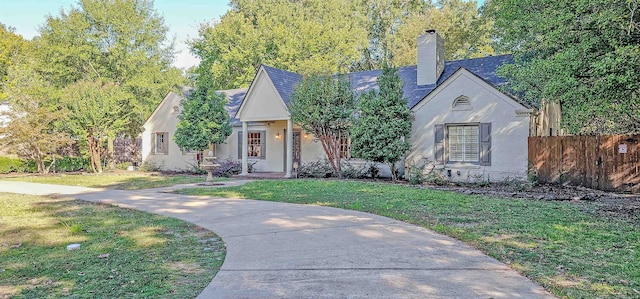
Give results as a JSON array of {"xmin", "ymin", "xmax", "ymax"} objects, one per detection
[{"xmin": 425, "ymin": 29, "xmax": 437, "ymax": 34}]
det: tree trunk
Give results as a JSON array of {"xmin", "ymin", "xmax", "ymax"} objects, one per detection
[
  {"xmin": 87, "ymin": 132, "xmax": 103, "ymax": 173},
  {"xmin": 106, "ymin": 136, "xmax": 115, "ymax": 170},
  {"xmin": 389, "ymin": 162, "xmax": 397, "ymax": 182}
]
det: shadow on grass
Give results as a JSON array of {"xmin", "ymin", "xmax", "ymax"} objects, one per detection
[{"xmin": 0, "ymin": 193, "xmax": 225, "ymax": 298}]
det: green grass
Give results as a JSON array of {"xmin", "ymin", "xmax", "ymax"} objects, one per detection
[
  {"xmin": 1, "ymin": 172, "xmax": 226, "ymax": 190},
  {"xmin": 176, "ymin": 179, "xmax": 640, "ymax": 299},
  {"xmin": 0, "ymin": 192, "xmax": 225, "ymax": 298}
]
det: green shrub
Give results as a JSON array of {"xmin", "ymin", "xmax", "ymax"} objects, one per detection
[
  {"xmin": 116, "ymin": 162, "xmax": 132, "ymax": 171},
  {"xmin": 297, "ymin": 159, "xmax": 334, "ymax": 178},
  {"xmin": 139, "ymin": 160, "xmax": 162, "ymax": 172},
  {"xmin": 340, "ymin": 161, "xmax": 370, "ymax": 179},
  {"xmin": 407, "ymin": 159, "xmax": 448, "ymax": 186},
  {"xmin": 53, "ymin": 156, "xmax": 89, "ymax": 172},
  {"xmin": 0, "ymin": 156, "xmax": 26, "ymax": 174},
  {"xmin": 211, "ymin": 159, "xmax": 242, "ymax": 177}
]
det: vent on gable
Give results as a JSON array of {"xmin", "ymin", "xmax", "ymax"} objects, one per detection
[
  {"xmin": 172, "ymin": 105, "xmax": 180, "ymax": 113},
  {"xmin": 452, "ymin": 96, "xmax": 472, "ymax": 110}
]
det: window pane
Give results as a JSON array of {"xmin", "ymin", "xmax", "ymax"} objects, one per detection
[
  {"xmin": 247, "ymin": 132, "xmax": 262, "ymax": 157},
  {"xmin": 448, "ymin": 126, "xmax": 478, "ymax": 162},
  {"xmin": 449, "ymin": 127, "xmax": 464, "ymax": 161},
  {"xmin": 156, "ymin": 133, "xmax": 167, "ymax": 154},
  {"xmin": 339, "ymin": 135, "xmax": 350, "ymax": 158}
]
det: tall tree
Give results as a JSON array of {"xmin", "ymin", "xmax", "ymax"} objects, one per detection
[
  {"xmin": 174, "ymin": 65, "xmax": 232, "ymax": 154},
  {"xmin": 350, "ymin": 65, "xmax": 411, "ymax": 181},
  {"xmin": 0, "ymin": 23, "xmax": 29, "ymax": 101},
  {"xmin": 190, "ymin": 0, "xmax": 368, "ymax": 89},
  {"xmin": 290, "ymin": 75, "xmax": 356, "ymax": 177},
  {"xmin": 36, "ymin": 0, "xmax": 184, "ymax": 139},
  {"xmin": 388, "ymin": 0, "xmax": 495, "ymax": 66},
  {"xmin": 0, "ymin": 58, "xmax": 70, "ymax": 174},
  {"xmin": 193, "ymin": 0, "xmax": 495, "ymax": 89},
  {"xmin": 63, "ymin": 80, "xmax": 132, "ymax": 173},
  {"xmin": 486, "ymin": 0, "xmax": 640, "ymax": 134},
  {"xmin": 351, "ymin": 0, "xmax": 430, "ymax": 71}
]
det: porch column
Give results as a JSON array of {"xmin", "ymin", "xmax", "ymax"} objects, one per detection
[
  {"xmin": 285, "ymin": 118, "xmax": 293, "ymax": 178},
  {"xmin": 241, "ymin": 121, "xmax": 249, "ymax": 175}
]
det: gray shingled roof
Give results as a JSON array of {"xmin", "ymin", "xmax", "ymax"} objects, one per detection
[
  {"xmin": 261, "ymin": 65, "xmax": 303, "ymax": 104},
  {"xmin": 217, "ymin": 88, "xmax": 248, "ymax": 125},
  {"xmin": 257, "ymin": 54, "xmax": 514, "ymax": 110}
]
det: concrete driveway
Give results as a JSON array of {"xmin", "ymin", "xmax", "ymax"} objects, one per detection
[{"xmin": 0, "ymin": 181, "xmax": 555, "ymax": 298}]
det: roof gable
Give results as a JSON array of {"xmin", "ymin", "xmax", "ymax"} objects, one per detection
[
  {"xmin": 411, "ymin": 67, "xmax": 529, "ymax": 112},
  {"xmin": 143, "ymin": 90, "xmax": 183, "ymax": 128},
  {"xmin": 144, "ymin": 87, "xmax": 247, "ymax": 128},
  {"xmin": 235, "ymin": 66, "xmax": 291, "ymax": 121},
  {"xmin": 262, "ymin": 65, "xmax": 302, "ymax": 106}
]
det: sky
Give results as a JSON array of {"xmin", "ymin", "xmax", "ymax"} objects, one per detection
[
  {"xmin": 0, "ymin": 0, "xmax": 231, "ymax": 69},
  {"xmin": 0, "ymin": 0, "xmax": 485, "ymax": 70}
]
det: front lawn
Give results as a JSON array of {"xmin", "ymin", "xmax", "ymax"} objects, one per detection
[
  {"xmin": 176, "ymin": 179, "xmax": 640, "ymax": 299},
  {"xmin": 1, "ymin": 172, "xmax": 224, "ymax": 190},
  {"xmin": 0, "ymin": 193, "xmax": 225, "ymax": 298}
]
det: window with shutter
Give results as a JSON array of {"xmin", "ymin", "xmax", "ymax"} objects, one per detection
[
  {"xmin": 448, "ymin": 126, "xmax": 479, "ymax": 162},
  {"xmin": 437, "ymin": 123, "xmax": 491, "ymax": 165}
]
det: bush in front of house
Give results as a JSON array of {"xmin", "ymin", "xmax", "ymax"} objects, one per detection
[
  {"xmin": 52, "ymin": 156, "xmax": 89, "ymax": 172},
  {"xmin": 340, "ymin": 161, "xmax": 371, "ymax": 179},
  {"xmin": 0, "ymin": 156, "xmax": 26, "ymax": 174},
  {"xmin": 297, "ymin": 159, "xmax": 334, "ymax": 178}
]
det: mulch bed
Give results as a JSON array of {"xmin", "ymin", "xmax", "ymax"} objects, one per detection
[{"xmin": 429, "ymin": 183, "xmax": 640, "ymax": 222}]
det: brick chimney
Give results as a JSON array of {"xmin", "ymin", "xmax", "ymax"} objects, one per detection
[{"xmin": 417, "ymin": 30, "xmax": 444, "ymax": 86}]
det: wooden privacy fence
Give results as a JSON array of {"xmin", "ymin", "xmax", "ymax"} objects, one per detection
[{"xmin": 528, "ymin": 135, "xmax": 640, "ymax": 193}]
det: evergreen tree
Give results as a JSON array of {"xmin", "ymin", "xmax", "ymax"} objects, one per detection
[
  {"xmin": 351, "ymin": 65, "xmax": 411, "ymax": 181},
  {"xmin": 174, "ymin": 67, "xmax": 232, "ymax": 155}
]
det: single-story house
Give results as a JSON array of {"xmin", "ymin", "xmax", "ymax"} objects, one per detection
[{"xmin": 142, "ymin": 30, "xmax": 538, "ymax": 181}]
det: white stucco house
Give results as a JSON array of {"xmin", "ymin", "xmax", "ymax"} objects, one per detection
[{"xmin": 142, "ymin": 31, "xmax": 534, "ymax": 181}]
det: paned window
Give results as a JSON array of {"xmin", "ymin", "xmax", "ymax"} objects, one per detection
[
  {"xmin": 339, "ymin": 135, "xmax": 350, "ymax": 159},
  {"xmin": 154, "ymin": 132, "xmax": 168, "ymax": 154},
  {"xmin": 247, "ymin": 132, "xmax": 262, "ymax": 158},
  {"xmin": 237, "ymin": 130, "xmax": 266, "ymax": 159},
  {"xmin": 448, "ymin": 126, "xmax": 479, "ymax": 162}
]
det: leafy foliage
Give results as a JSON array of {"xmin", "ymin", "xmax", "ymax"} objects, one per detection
[
  {"xmin": 290, "ymin": 75, "xmax": 356, "ymax": 177},
  {"xmin": 0, "ymin": 57, "xmax": 70, "ymax": 174},
  {"xmin": 486, "ymin": 0, "xmax": 640, "ymax": 134},
  {"xmin": 63, "ymin": 80, "xmax": 132, "ymax": 173},
  {"xmin": 191, "ymin": 0, "xmax": 367, "ymax": 89},
  {"xmin": 350, "ymin": 65, "xmax": 411, "ymax": 181},
  {"xmin": 0, "ymin": 156, "xmax": 25, "ymax": 174},
  {"xmin": 191, "ymin": 0, "xmax": 494, "ymax": 89},
  {"xmin": 174, "ymin": 68, "xmax": 232, "ymax": 152},
  {"xmin": 0, "ymin": 23, "xmax": 29, "ymax": 100},
  {"xmin": 36, "ymin": 0, "xmax": 184, "ymax": 138},
  {"xmin": 388, "ymin": 0, "xmax": 494, "ymax": 66}
]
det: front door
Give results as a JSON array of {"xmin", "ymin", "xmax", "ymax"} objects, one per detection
[{"xmin": 284, "ymin": 130, "xmax": 302, "ymax": 171}]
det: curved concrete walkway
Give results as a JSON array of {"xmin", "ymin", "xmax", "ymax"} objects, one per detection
[{"xmin": 0, "ymin": 181, "xmax": 555, "ymax": 298}]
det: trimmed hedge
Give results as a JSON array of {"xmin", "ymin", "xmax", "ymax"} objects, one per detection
[
  {"xmin": 0, "ymin": 156, "xmax": 26, "ymax": 174},
  {"xmin": 0, "ymin": 156, "xmax": 89, "ymax": 173}
]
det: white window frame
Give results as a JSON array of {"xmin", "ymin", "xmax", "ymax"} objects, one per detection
[{"xmin": 447, "ymin": 125, "xmax": 479, "ymax": 163}]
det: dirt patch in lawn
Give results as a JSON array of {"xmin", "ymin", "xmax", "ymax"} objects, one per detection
[{"xmin": 429, "ymin": 183, "xmax": 640, "ymax": 222}]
